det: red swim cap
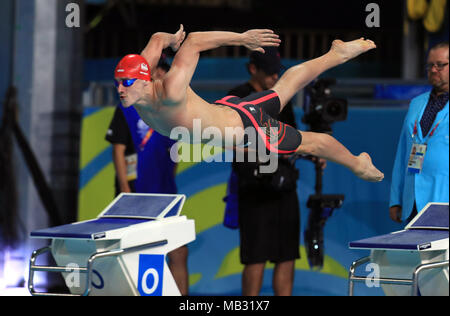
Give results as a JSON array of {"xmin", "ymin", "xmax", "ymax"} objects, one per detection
[{"xmin": 114, "ymin": 54, "xmax": 151, "ymax": 81}]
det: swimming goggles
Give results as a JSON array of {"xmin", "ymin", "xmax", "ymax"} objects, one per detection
[{"xmin": 114, "ymin": 78, "xmax": 137, "ymax": 87}]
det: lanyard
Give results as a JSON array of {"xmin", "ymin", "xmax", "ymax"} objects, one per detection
[
  {"xmin": 139, "ymin": 128, "xmax": 154, "ymax": 151},
  {"xmin": 412, "ymin": 119, "xmax": 439, "ymax": 139},
  {"xmin": 412, "ymin": 111, "xmax": 448, "ymax": 143}
]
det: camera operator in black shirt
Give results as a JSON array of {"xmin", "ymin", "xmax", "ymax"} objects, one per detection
[{"xmin": 226, "ymin": 48, "xmax": 322, "ymax": 296}]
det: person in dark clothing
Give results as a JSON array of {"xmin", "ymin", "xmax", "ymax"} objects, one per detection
[{"xmin": 227, "ymin": 48, "xmax": 323, "ymax": 296}]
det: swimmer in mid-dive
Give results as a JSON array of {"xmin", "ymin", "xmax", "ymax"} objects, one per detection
[{"xmin": 114, "ymin": 25, "xmax": 384, "ymax": 182}]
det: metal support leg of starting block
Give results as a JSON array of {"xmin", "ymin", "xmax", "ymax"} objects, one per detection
[
  {"xmin": 411, "ymin": 260, "xmax": 449, "ymax": 296},
  {"xmin": 348, "ymin": 256, "xmax": 449, "ymax": 296},
  {"xmin": 28, "ymin": 240, "xmax": 167, "ymax": 296}
]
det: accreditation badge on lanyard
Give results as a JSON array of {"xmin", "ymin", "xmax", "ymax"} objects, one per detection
[
  {"xmin": 407, "ymin": 118, "xmax": 442, "ymax": 174},
  {"xmin": 125, "ymin": 153, "xmax": 137, "ymax": 181}
]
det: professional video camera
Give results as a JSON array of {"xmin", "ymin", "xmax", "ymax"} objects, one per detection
[
  {"xmin": 302, "ymin": 78, "xmax": 348, "ymax": 133},
  {"xmin": 302, "ymin": 78, "xmax": 347, "ymax": 270}
]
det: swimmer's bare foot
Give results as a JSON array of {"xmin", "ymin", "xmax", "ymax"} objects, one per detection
[
  {"xmin": 329, "ymin": 38, "xmax": 376, "ymax": 64},
  {"xmin": 353, "ymin": 152, "xmax": 384, "ymax": 182},
  {"xmin": 170, "ymin": 24, "xmax": 186, "ymax": 52}
]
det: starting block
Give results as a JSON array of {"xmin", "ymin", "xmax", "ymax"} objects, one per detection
[
  {"xmin": 348, "ymin": 203, "xmax": 449, "ymax": 296},
  {"xmin": 28, "ymin": 193, "xmax": 195, "ymax": 296}
]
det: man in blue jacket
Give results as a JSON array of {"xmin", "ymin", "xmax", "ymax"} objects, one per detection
[{"xmin": 390, "ymin": 42, "xmax": 449, "ymax": 222}]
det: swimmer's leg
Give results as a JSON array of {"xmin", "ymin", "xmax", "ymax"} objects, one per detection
[
  {"xmin": 273, "ymin": 38, "xmax": 376, "ymax": 112},
  {"xmin": 296, "ymin": 130, "xmax": 384, "ymax": 182}
]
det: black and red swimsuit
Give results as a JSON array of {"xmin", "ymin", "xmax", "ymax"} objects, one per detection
[{"xmin": 214, "ymin": 90, "xmax": 302, "ymax": 155}]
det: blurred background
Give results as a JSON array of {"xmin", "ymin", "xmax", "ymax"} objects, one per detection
[{"xmin": 0, "ymin": 0, "xmax": 448, "ymax": 296}]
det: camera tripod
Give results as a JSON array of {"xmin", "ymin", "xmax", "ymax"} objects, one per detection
[{"xmin": 304, "ymin": 156, "xmax": 345, "ymax": 270}]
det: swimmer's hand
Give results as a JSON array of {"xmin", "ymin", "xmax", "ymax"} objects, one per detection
[
  {"xmin": 170, "ymin": 24, "xmax": 186, "ymax": 52},
  {"xmin": 242, "ymin": 29, "xmax": 281, "ymax": 53},
  {"xmin": 352, "ymin": 152, "xmax": 384, "ymax": 182}
]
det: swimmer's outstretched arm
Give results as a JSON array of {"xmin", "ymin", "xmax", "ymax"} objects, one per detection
[
  {"xmin": 179, "ymin": 29, "xmax": 281, "ymax": 53},
  {"xmin": 297, "ymin": 131, "xmax": 384, "ymax": 182},
  {"xmin": 162, "ymin": 29, "xmax": 281, "ymax": 102},
  {"xmin": 140, "ymin": 24, "xmax": 186, "ymax": 74}
]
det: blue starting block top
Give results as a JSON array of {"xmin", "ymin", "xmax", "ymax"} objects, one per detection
[
  {"xmin": 349, "ymin": 229, "xmax": 448, "ymax": 251},
  {"xmin": 100, "ymin": 193, "xmax": 185, "ymax": 219},
  {"xmin": 407, "ymin": 203, "xmax": 449, "ymax": 230},
  {"xmin": 30, "ymin": 218, "xmax": 149, "ymax": 240},
  {"xmin": 30, "ymin": 193, "xmax": 186, "ymax": 240},
  {"xmin": 349, "ymin": 203, "xmax": 449, "ymax": 251}
]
